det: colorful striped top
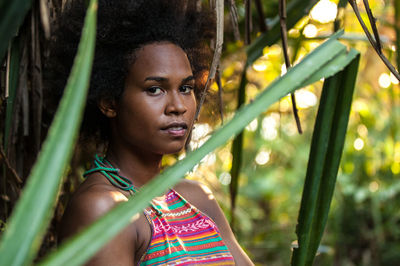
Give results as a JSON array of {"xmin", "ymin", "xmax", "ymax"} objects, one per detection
[
  {"xmin": 84, "ymin": 156, "xmax": 235, "ymax": 265},
  {"xmin": 139, "ymin": 189, "xmax": 235, "ymax": 265}
]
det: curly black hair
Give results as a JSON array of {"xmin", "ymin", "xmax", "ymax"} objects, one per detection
[{"xmin": 46, "ymin": 0, "xmax": 215, "ymax": 143}]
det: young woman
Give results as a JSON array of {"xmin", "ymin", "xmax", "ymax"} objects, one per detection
[{"xmin": 52, "ymin": 0, "xmax": 253, "ymax": 265}]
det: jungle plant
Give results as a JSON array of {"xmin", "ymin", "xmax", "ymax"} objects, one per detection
[{"xmin": 3, "ymin": 0, "xmax": 399, "ymax": 265}]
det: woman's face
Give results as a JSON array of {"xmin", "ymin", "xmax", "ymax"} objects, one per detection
[{"xmin": 109, "ymin": 42, "xmax": 197, "ymax": 155}]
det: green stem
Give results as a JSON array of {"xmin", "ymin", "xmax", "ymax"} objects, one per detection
[{"xmin": 230, "ymin": 63, "xmax": 248, "ymax": 229}]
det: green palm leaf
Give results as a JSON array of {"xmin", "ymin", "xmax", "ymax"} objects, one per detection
[
  {"xmin": 291, "ymin": 52, "xmax": 360, "ymax": 266},
  {"xmin": 0, "ymin": 1, "xmax": 97, "ymax": 265}
]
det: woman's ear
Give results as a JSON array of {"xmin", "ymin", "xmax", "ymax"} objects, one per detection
[{"xmin": 98, "ymin": 98, "xmax": 117, "ymax": 118}]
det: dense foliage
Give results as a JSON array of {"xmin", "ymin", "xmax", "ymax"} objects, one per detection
[
  {"xmin": 191, "ymin": 1, "xmax": 400, "ymax": 265},
  {"xmin": 0, "ymin": 0, "xmax": 399, "ymax": 265}
]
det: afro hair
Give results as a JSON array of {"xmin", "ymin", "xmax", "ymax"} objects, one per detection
[{"xmin": 46, "ymin": 0, "xmax": 215, "ymax": 143}]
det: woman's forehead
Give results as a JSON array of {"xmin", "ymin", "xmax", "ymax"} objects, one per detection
[{"xmin": 127, "ymin": 42, "xmax": 193, "ymax": 81}]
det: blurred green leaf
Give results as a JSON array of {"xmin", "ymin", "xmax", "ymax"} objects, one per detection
[{"xmin": 0, "ymin": 1, "xmax": 97, "ymax": 265}]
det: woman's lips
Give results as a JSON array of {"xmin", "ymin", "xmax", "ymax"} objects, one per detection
[
  {"xmin": 161, "ymin": 123, "xmax": 188, "ymax": 137},
  {"xmin": 163, "ymin": 126, "xmax": 187, "ymax": 137}
]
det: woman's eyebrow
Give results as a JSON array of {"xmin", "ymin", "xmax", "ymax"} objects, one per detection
[
  {"xmin": 144, "ymin": 75, "xmax": 195, "ymax": 82},
  {"xmin": 182, "ymin": 75, "xmax": 195, "ymax": 82},
  {"xmin": 144, "ymin": 76, "xmax": 168, "ymax": 82}
]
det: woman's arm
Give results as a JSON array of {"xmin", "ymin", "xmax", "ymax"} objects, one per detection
[
  {"xmin": 175, "ymin": 180, "xmax": 254, "ymax": 266},
  {"xmin": 59, "ymin": 187, "xmax": 139, "ymax": 266}
]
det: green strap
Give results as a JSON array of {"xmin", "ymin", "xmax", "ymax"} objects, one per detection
[
  {"xmin": 83, "ymin": 154, "xmax": 136, "ymax": 192},
  {"xmin": 83, "ymin": 155, "xmax": 162, "ymax": 216}
]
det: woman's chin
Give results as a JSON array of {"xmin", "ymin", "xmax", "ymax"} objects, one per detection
[
  {"xmin": 165, "ymin": 147, "xmax": 185, "ymax": 155},
  {"xmin": 162, "ymin": 143, "xmax": 187, "ymax": 155}
]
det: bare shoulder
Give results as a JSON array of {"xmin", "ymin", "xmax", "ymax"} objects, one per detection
[
  {"xmin": 174, "ymin": 179, "xmax": 211, "ymax": 196},
  {"xmin": 174, "ymin": 179, "xmax": 224, "ymax": 225},
  {"xmin": 59, "ymin": 173, "xmax": 130, "ymax": 240},
  {"xmin": 58, "ymin": 174, "xmax": 148, "ymax": 265},
  {"xmin": 174, "ymin": 179, "xmax": 215, "ymax": 211}
]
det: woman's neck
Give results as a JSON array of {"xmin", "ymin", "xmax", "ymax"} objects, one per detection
[{"xmin": 105, "ymin": 144, "xmax": 163, "ymax": 187}]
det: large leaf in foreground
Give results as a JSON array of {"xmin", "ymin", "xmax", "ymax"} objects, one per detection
[
  {"xmin": 291, "ymin": 53, "xmax": 360, "ymax": 266},
  {"xmin": 0, "ymin": 1, "xmax": 97, "ymax": 265},
  {"xmin": 40, "ymin": 31, "xmax": 355, "ymax": 266}
]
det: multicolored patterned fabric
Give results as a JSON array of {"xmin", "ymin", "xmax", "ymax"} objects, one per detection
[
  {"xmin": 139, "ymin": 189, "xmax": 235, "ymax": 265},
  {"xmin": 84, "ymin": 156, "xmax": 234, "ymax": 265}
]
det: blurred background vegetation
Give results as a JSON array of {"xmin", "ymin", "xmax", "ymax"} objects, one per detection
[
  {"xmin": 190, "ymin": 0, "xmax": 400, "ymax": 265},
  {"xmin": 1, "ymin": 0, "xmax": 399, "ymax": 265}
]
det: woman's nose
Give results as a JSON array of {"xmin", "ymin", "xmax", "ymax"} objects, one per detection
[{"xmin": 165, "ymin": 91, "xmax": 187, "ymax": 115}]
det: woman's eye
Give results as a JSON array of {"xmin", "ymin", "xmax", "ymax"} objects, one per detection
[
  {"xmin": 180, "ymin": 85, "xmax": 194, "ymax": 94},
  {"xmin": 146, "ymin": 86, "xmax": 163, "ymax": 95}
]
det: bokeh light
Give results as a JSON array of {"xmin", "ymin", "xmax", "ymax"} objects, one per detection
[
  {"xmin": 255, "ymin": 149, "xmax": 271, "ymax": 165},
  {"xmin": 390, "ymin": 72, "xmax": 399, "ymax": 85},
  {"xmin": 295, "ymin": 89, "xmax": 317, "ymax": 109},
  {"xmin": 354, "ymin": 138, "xmax": 365, "ymax": 151},
  {"xmin": 357, "ymin": 124, "xmax": 368, "ymax": 137},
  {"xmin": 246, "ymin": 118, "xmax": 258, "ymax": 132},
  {"xmin": 369, "ymin": 181, "xmax": 379, "ymax": 193},
  {"xmin": 252, "ymin": 61, "xmax": 267, "ymax": 72},
  {"xmin": 378, "ymin": 73, "xmax": 391, "ymax": 88},
  {"xmin": 304, "ymin": 24, "xmax": 318, "ymax": 38},
  {"xmin": 190, "ymin": 123, "xmax": 212, "ymax": 150},
  {"xmin": 281, "ymin": 64, "xmax": 287, "ymax": 76},
  {"xmin": 395, "ymin": 142, "xmax": 400, "ymax": 163},
  {"xmin": 391, "ymin": 163, "xmax": 400, "ymax": 175},
  {"xmin": 261, "ymin": 113, "xmax": 279, "ymax": 140},
  {"xmin": 310, "ymin": 0, "xmax": 338, "ymax": 23},
  {"xmin": 219, "ymin": 172, "xmax": 232, "ymax": 185}
]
